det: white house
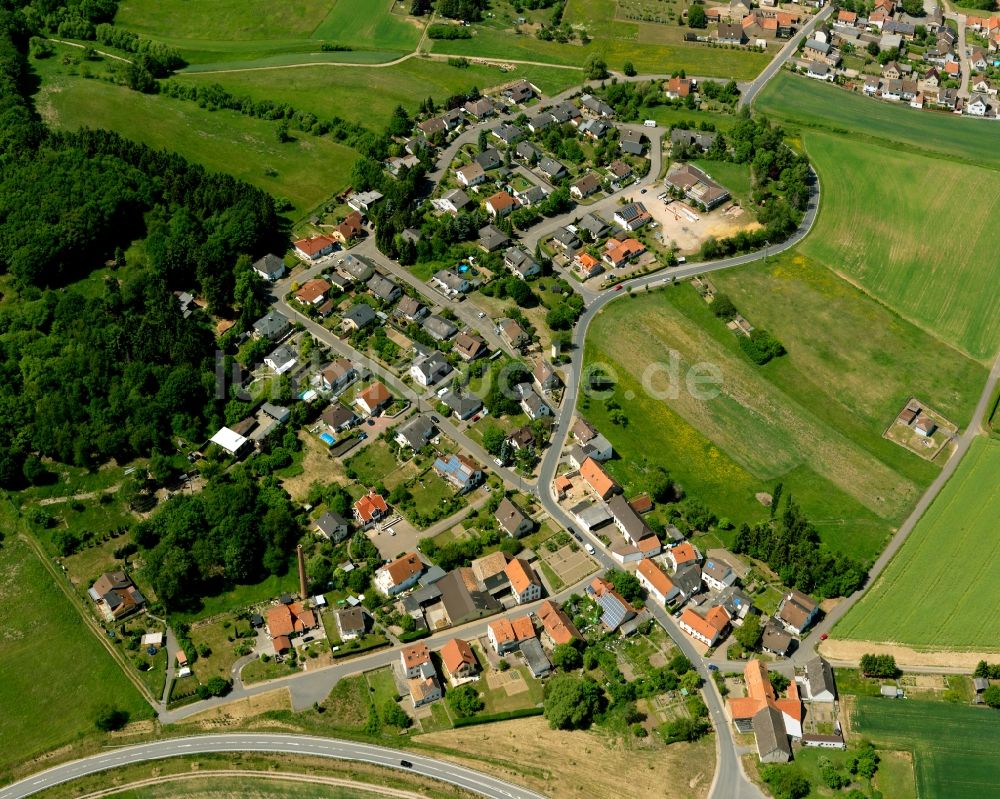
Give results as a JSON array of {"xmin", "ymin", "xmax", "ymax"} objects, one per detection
[
  {"xmin": 636, "ymin": 558, "xmax": 679, "ymax": 606},
  {"xmin": 701, "ymin": 557, "xmax": 738, "ymax": 592},
  {"xmin": 374, "ymin": 552, "xmax": 423, "ymax": 596},
  {"xmin": 264, "ymin": 345, "xmax": 297, "ymax": 375},
  {"xmin": 967, "ymin": 93, "xmax": 989, "ymax": 116},
  {"xmin": 409, "ymin": 351, "xmax": 452, "ymax": 387},
  {"xmin": 505, "ymin": 558, "xmax": 542, "ymax": 604},
  {"xmin": 400, "ymin": 642, "xmax": 436, "ymax": 679}
]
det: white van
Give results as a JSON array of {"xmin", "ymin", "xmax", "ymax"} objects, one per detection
[
  {"xmin": 584, "ymin": 543, "xmax": 596, "ymax": 555},
  {"xmin": 643, "ymin": 119, "xmax": 656, "ymax": 128}
]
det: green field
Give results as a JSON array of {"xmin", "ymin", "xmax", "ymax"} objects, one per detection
[
  {"xmin": 835, "ymin": 437, "xmax": 1000, "ymax": 649},
  {"xmin": 174, "ymin": 58, "xmax": 580, "ymax": 131},
  {"xmin": 581, "ymin": 255, "xmax": 986, "ymax": 560},
  {"xmin": 852, "ymin": 697, "xmax": 1000, "ymax": 799},
  {"xmin": 35, "ymin": 51, "xmax": 357, "ymax": 216},
  {"xmin": 756, "ymin": 71, "xmax": 1000, "ymax": 171},
  {"xmin": 116, "ymin": 0, "xmax": 424, "ymax": 65},
  {"xmin": 0, "ymin": 535, "xmax": 150, "ymax": 783},
  {"xmin": 798, "ymin": 133, "xmax": 1000, "ymax": 360}
]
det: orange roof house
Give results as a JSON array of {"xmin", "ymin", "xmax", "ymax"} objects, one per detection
[
  {"xmin": 293, "ymin": 235, "xmax": 336, "ymax": 260},
  {"xmin": 334, "ymin": 211, "xmax": 364, "ymax": 244},
  {"xmin": 554, "ymin": 474, "xmax": 573, "ymax": 498},
  {"xmin": 603, "ymin": 238, "xmax": 646, "ymax": 268},
  {"xmin": 668, "ymin": 541, "xmax": 700, "ymax": 569},
  {"xmin": 374, "ymin": 550, "xmax": 422, "ymax": 594},
  {"xmin": 266, "ymin": 602, "xmax": 316, "ymax": 639},
  {"xmin": 580, "ymin": 457, "xmax": 617, "ymax": 500},
  {"xmin": 354, "ymin": 490, "xmax": 389, "ymax": 525},
  {"xmin": 295, "ymin": 278, "xmax": 332, "ymax": 305},
  {"xmin": 728, "ymin": 659, "xmax": 803, "ymax": 741},
  {"xmin": 355, "ymin": 381, "xmax": 391, "ymax": 415},
  {"xmin": 678, "ymin": 605, "xmax": 730, "ymax": 646},
  {"xmin": 636, "ymin": 558, "xmax": 677, "ymax": 604},
  {"xmin": 486, "ymin": 191, "xmax": 519, "ymax": 218},
  {"xmin": 505, "ymin": 558, "xmax": 542, "ymax": 604},
  {"xmin": 667, "ymin": 76, "xmax": 693, "ymax": 97},
  {"xmin": 511, "ymin": 614, "xmax": 536, "ymax": 641},
  {"xmin": 440, "ymin": 638, "xmax": 478, "ymax": 681},
  {"xmin": 537, "ymin": 600, "xmax": 581, "ymax": 646}
]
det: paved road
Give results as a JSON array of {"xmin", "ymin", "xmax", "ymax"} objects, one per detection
[
  {"xmin": 948, "ymin": 12, "xmax": 972, "ymax": 99},
  {"xmin": 739, "ymin": 5, "xmax": 835, "ymax": 107},
  {"xmin": 0, "ymin": 735, "xmax": 547, "ymax": 799}
]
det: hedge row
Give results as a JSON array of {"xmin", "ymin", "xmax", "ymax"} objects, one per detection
[{"xmin": 452, "ymin": 707, "xmax": 544, "ymax": 728}]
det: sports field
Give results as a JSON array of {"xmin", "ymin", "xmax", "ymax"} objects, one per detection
[
  {"xmin": 36, "ymin": 50, "xmax": 357, "ymax": 216},
  {"xmin": 581, "ymin": 265, "xmax": 984, "ymax": 560},
  {"xmin": 835, "ymin": 437, "xmax": 1000, "ymax": 649},
  {"xmin": 799, "ymin": 133, "xmax": 1000, "ymax": 360},
  {"xmin": 174, "ymin": 59, "xmax": 580, "ymax": 130},
  {"xmin": 756, "ymin": 71, "xmax": 1000, "ymax": 170},
  {"xmin": 0, "ymin": 535, "xmax": 150, "ymax": 783},
  {"xmin": 116, "ymin": 0, "xmax": 425, "ymax": 64},
  {"xmin": 852, "ymin": 697, "xmax": 1000, "ymax": 799}
]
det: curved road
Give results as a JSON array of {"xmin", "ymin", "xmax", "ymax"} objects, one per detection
[{"xmin": 0, "ymin": 735, "xmax": 548, "ymax": 799}]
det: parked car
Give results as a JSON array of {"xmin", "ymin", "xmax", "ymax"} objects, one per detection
[{"xmin": 708, "ymin": 663, "xmax": 719, "ymax": 671}]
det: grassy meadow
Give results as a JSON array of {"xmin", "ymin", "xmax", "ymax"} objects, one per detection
[
  {"xmin": 799, "ymin": 133, "xmax": 1000, "ymax": 360},
  {"xmin": 102, "ymin": 778, "xmax": 385, "ymax": 799},
  {"xmin": 174, "ymin": 58, "xmax": 580, "ymax": 130},
  {"xmin": 835, "ymin": 438, "xmax": 1000, "ymax": 650},
  {"xmin": 756, "ymin": 71, "xmax": 1000, "ymax": 170},
  {"xmin": 35, "ymin": 50, "xmax": 357, "ymax": 216},
  {"xmin": 581, "ymin": 255, "xmax": 985, "ymax": 560},
  {"xmin": 0, "ymin": 535, "xmax": 150, "ymax": 783},
  {"xmin": 852, "ymin": 697, "xmax": 1000, "ymax": 799}
]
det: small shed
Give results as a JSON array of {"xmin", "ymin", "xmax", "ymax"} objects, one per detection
[
  {"xmin": 880, "ymin": 685, "xmax": 903, "ymax": 698},
  {"xmin": 973, "ymin": 677, "xmax": 989, "ymax": 693}
]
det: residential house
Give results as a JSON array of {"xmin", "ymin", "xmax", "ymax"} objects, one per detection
[
  {"xmin": 717, "ymin": 22, "xmax": 747, "ymax": 44},
  {"xmin": 454, "ymin": 331, "xmax": 487, "ymax": 361},
  {"xmin": 337, "ymin": 254, "xmax": 374, "ymax": 282},
  {"xmin": 498, "ymin": 317, "xmax": 530, "ymax": 349},
  {"xmin": 580, "ymin": 456, "xmax": 617, "ymax": 499},
  {"xmin": 578, "ymin": 212, "xmax": 610, "ymax": 239},
  {"xmin": 295, "ymin": 278, "xmax": 332, "ymax": 305},
  {"xmin": 385, "ymin": 154, "xmax": 420, "ymax": 177},
  {"xmin": 437, "ymin": 568, "xmax": 501, "ymax": 625},
  {"xmin": 433, "ymin": 454, "xmax": 483, "ymax": 493},
  {"xmin": 294, "ymin": 235, "xmax": 336, "ymax": 261},
  {"xmin": 267, "ymin": 601, "xmax": 316, "ymax": 650},
  {"xmin": 486, "ymin": 191, "xmax": 519, "ymax": 218},
  {"xmin": 431, "ymin": 269, "xmax": 471, "ymax": 297},
  {"xmin": 343, "ymin": 303, "xmax": 377, "ymax": 332},
  {"xmin": 570, "ymin": 172, "xmax": 602, "ymax": 200},
  {"xmin": 574, "ymin": 252, "xmax": 604, "ymax": 280},
  {"xmin": 537, "ymin": 600, "xmax": 581, "ymax": 647},
  {"xmin": 495, "ymin": 497, "xmax": 533, "ymax": 538},
  {"xmin": 548, "ymin": 100, "xmax": 581, "ymax": 125},
  {"xmin": 321, "ymin": 403, "xmax": 357, "ymax": 433},
  {"xmin": 210, "ymin": 426, "xmax": 250, "ymax": 457},
  {"xmin": 507, "ymin": 424, "xmax": 535, "ymax": 452},
  {"xmin": 423, "ymin": 314, "xmax": 458, "ymax": 341},
  {"xmin": 395, "ymin": 295, "xmax": 426, "ymax": 323},
  {"xmin": 701, "ymin": 557, "xmax": 738, "ymax": 592},
  {"xmin": 314, "ymin": 511, "xmax": 350, "ymax": 542},
  {"xmin": 465, "ymin": 97, "xmax": 495, "ymax": 119},
  {"xmin": 401, "ymin": 641, "xmax": 436, "ymax": 679},
  {"xmin": 520, "ymin": 389, "xmax": 552, "ymax": 420},
  {"xmin": 967, "ymin": 93, "xmax": 990, "ymax": 116},
  {"xmin": 503, "ymin": 79, "xmax": 535, "ymax": 104},
  {"xmin": 678, "ymin": 604, "xmax": 731, "ymax": 646},
  {"xmin": 471, "ymin": 551, "xmax": 510, "ymax": 594},
  {"xmin": 515, "ymin": 140, "xmax": 543, "ymax": 163},
  {"xmin": 538, "ymin": 157, "xmax": 568, "ymax": 182},
  {"xmin": 527, "ymin": 112, "xmax": 554, "ymax": 133},
  {"xmin": 672, "ymin": 563, "xmax": 703, "ymax": 600},
  {"xmin": 487, "ymin": 616, "xmax": 534, "ymax": 654},
  {"xmin": 253, "ymin": 310, "xmax": 290, "ymax": 341},
  {"xmin": 533, "ymin": 360, "xmax": 561, "ymax": 393},
  {"xmin": 395, "ymin": 415, "xmax": 436, "ymax": 451},
  {"xmin": 409, "ymin": 351, "xmax": 452, "ymax": 387},
  {"xmin": 777, "ymin": 589, "xmax": 819, "ymax": 634},
  {"xmin": 440, "ymin": 390, "xmax": 483, "ymax": 420},
  {"xmin": 440, "ymin": 638, "xmax": 479, "ymax": 684},
  {"xmin": 436, "ymin": 188, "xmax": 471, "ymax": 215},
  {"xmin": 579, "ymin": 118, "xmax": 611, "ymax": 139},
  {"xmin": 728, "ymin": 660, "xmax": 802, "ymax": 761},
  {"xmin": 504, "ymin": 247, "xmax": 541, "ymax": 279},
  {"xmin": 333, "ymin": 211, "xmax": 364, "ymax": 246},
  {"xmin": 667, "ymin": 541, "xmax": 701, "ymax": 571},
  {"xmin": 335, "ymin": 606, "xmax": 367, "ymax": 641},
  {"xmin": 456, "ymin": 162, "xmax": 486, "ymax": 188},
  {"xmin": 802, "ymin": 656, "xmax": 837, "ymax": 702},
  {"xmin": 754, "ymin": 706, "xmax": 794, "ymax": 763},
  {"xmin": 803, "ymin": 38, "xmax": 840, "ymax": 66},
  {"xmin": 515, "ymin": 184, "xmax": 550, "ymax": 207},
  {"xmin": 347, "ymin": 190, "xmax": 384, "ymax": 214},
  {"xmin": 608, "ymin": 494, "xmax": 652, "ymax": 547},
  {"xmin": 90, "ymin": 571, "xmax": 146, "ymax": 621},
  {"xmin": 405, "ymin": 137, "xmax": 432, "ymax": 156},
  {"xmin": 666, "ymin": 76, "xmax": 694, "ymax": 98},
  {"xmin": 354, "ymin": 490, "xmax": 389, "ymax": 529},
  {"xmin": 320, "ymin": 358, "xmax": 357, "ymax": 393},
  {"xmin": 882, "ymin": 60, "xmax": 901, "ymax": 80},
  {"xmin": 264, "ymin": 345, "xmax": 296, "ymax": 375},
  {"xmin": 603, "ymin": 237, "xmax": 646, "ymax": 269},
  {"xmin": 506, "ymin": 558, "xmax": 542, "ymax": 604},
  {"xmin": 587, "ymin": 576, "xmax": 637, "ymax": 632},
  {"xmin": 607, "ymin": 160, "xmax": 633, "ymax": 181},
  {"xmin": 613, "ymin": 201, "xmax": 651, "ymax": 231},
  {"xmin": 375, "ymin": 552, "xmax": 424, "ymax": 596},
  {"xmin": 761, "ymin": 618, "xmax": 794, "ymax": 657},
  {"xmin": 355, "ymin": 381, "xmax": 391, "ymax": 416},
  {"xmin": 665, "ymin": 163, "xmax": 732, "ymax": 209},
  {"xmin": 253, "ymin": 253, "xmax": 285, "ymax": 281},
  {"xmin": 807, "ymin": 61, "xmax": 833, "ymax": 80},
  {"xmin": 580, "ymin": 93, "xmax": 615, "ymax": 117},
  {"xmin": 636, "ymin": 558, "xmax": 680, "ymax": 606},
  {"xmin": 491, "ymin": 123, "xmax": 524, "ymax": 145},
  {"xmin": 552, "ymin": 227, "xmax": 581, "ymax": 252},
  {"xmin": 619, "ymin": 128, "xmax": 647, "ymax": 155},
  {"xmin": 479, "ymin": 224, "xmax": 511, "ymax": 252},
  {"xmin": 475, "ymin": 147, "xmax": 503, "ymax": 171},
  {"xmin": 367, "ymin": 274, "xmax": 401, "ymax": 304},
  {"xmin": 409, "ymin": 675, "xmax": 442, "ymax": 707}
]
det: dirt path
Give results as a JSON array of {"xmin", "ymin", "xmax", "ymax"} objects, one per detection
[
  {"xmin": 819, "ymin": 638, "xmax": 999, "ymax": 671},
  {"xmin": 38, "ymin": 485, "xmax": 120, "ymax": 506},
  {"xmin": 49, "ymin": 38, "xmax": 132, "ymax": 63},
  {"xmin": 73, "ymin": 769, "xmax": 437, "ymax": 799}
]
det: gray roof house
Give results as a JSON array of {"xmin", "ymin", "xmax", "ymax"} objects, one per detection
[
  {"xmin": 495, "ymin": 497, "xmax": 532, "ymax": 538},
  {"xmin": 619, "ymin": 128, "xmax": 646, "ymax": 155},
  {"xmin": 253, "ymin": 310, "xmax": 290, "ymax": 341},
  {"xmin": 423, "ymin": 314, "xmax": 459, "ymax": 341},
  {"xmin": 395, "ymin": 415, "xmax": 436, "ymax": 451},
  {"xmin": 608, "ymin": 494, "xmax": 652, "ymax": 547},
  {"xmin": 580, "ymin": 93, "xmax": 615, "ymax": 117},
  {"xmin": 504, "ymin": 247, "xmax": 541, "ymax": 279},
  {"xmin": 538, "ymin": 157, "xmax": 568, "ymax": 181},
  {"xmin": 753, "ymin": 706, "xmax": 792, "ymax": 763},
  {"xmin": 520, "ymin": 390, "xmax": 552, "ymax": 420},
  {"xmin": 478, "ymin": 224, "xmax": 510, "ymax": 252},
  {"xmin": 441, "ymin": 390, "xmax": 482, "ymax": 420},
  {"xmin": 343, "ymin": 303, "xmax": 377, "ymax": 331},
  {"xmin": 515, "ymin": 141, "xmax": 542, "ymax": 162},
  {"xmin": 491, "ymin": 124, "xmax": 525, "ymax": 145},
  {"xmin": 577, "ymin": 213, "xmax": 610, "ymax": 239},
  {"xmin": 803, "ymin": 656, "xmax": 837, "ymax": 702},
  {"xmin": 520, "ymin": 637, "xmax": 551, "ymax": 677},
  {"xmin": 314, "ymin": 511, "xmax": 350, "ymax": 542},
  {"xmin": 338, "ymin": 254, "xmax": 375, "ymax": 282},
  {"xmin": 367, "ymin": 274, "xmax": 402, "ymax": 303},
  {"xmin": 253, "ymin": 253, "xmax": 286, "ymax": 281},
  {"xmin": 409, "ymin": 351, "xmax": 452, "ymax": 387},
  {"xmin": 475, "ymin": 147, "xmax": 504, "ymax": 171}
]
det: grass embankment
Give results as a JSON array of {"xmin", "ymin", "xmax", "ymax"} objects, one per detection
[{"xmin": 835, "ymin": 437, "xmax": 1000, "ymax": 650}]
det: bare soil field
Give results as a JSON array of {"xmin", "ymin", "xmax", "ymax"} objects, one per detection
[
  {"xmin": 625, "ymin": 189, "xmax": 761, "ymax": 254},
  {"xmin": 819, "ymin": 639, "xmax": 998, "ymax": 670}
]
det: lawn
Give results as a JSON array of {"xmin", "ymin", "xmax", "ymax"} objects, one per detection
[
  {"xmin": 35, "ymin": 50, "xmax": 357, "ymax": 217},
  {"xmin": 852, "ymin": 696, "xmax": 1000, "ymax": 799},
  {"xmin": 366, "ymin": 665, "xmax": 399, "ymax": 707},
  {"xmin": 690, "ymin": 159, "xmax": 752, "ymax": 208},
  {"xmin": 174, "ymin": 59, "xmax": 581, "ymax": 131},
  {"xmin": 755, "ymin": 71, "xmax": 1000, "ymax": 171},
  {"xmin": 580, "ymin": 268, "xmax": 984, "ymax": 559},
  {"xmin": 834, "ymin": 437, "xmax": 1000, "ymax": 650},
  {"xmin": 797, "ymin": 132, "xmax": 1000, "ymax": 360},
  {"xmin": 345, "ymin": 440, "xmax": 401, "ymax": 486},
  {"xmin": 0, "ymin": 536, "xmax": 150, "ymax": 783}
]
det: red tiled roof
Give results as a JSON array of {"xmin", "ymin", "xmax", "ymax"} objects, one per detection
[
  {"xmin": 580, "ymin": 457, "xmax": 616, "ymax": 498},
  {"xmin": 354, "ymin": 491, "xmax": 389, "ymax": 523},
  {"xmin": 294, "ymin": 235, "xmax": 335, "ymax": 257},
  {"xmin": 505, "ymin": 558, "xmax": 540, "ymax": 596},
  {"xmin": 537, "ymin": 600, "xmax": 580, "ymax": 645},
  {"xmin": 440, "ymin": 638, "xmax": 476, "ymax": 675}
]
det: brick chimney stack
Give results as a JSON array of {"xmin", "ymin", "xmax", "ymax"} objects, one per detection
[{"xmin": 297, "ymin": 544, "xmax": 308, "ymax": 600}]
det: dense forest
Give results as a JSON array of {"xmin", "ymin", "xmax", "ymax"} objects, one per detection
[{"xmin": 0, "ymin": 0, "xmax": 283, "ymax": 486}]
